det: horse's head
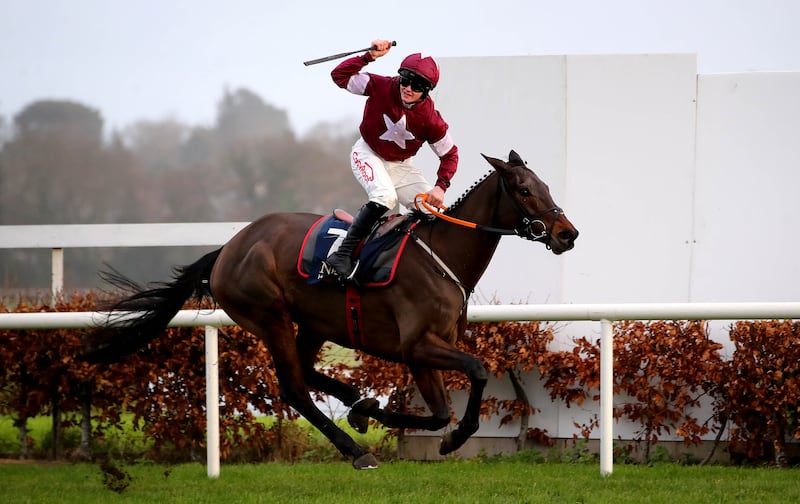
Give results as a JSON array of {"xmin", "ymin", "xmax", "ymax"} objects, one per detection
[{"xmin": 481, "ymin": 150, "xmax": 579, "ymax": 254}]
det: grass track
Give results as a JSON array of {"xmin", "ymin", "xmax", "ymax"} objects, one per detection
[{"xmin": 2, "ymin": 460, "xmax": 800, "ymax": 503}]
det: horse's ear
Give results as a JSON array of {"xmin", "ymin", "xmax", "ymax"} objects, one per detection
[
  {"xmin": 481, "ymin": 153, "xmax": 508, "ymax": 173},
  {"xmin": 508, "ymin": 150, "xmax": 524, "ymax": 166}
]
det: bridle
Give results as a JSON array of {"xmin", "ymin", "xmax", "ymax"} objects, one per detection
[
  {"xmin": 414, "ymin": 174, "xmax": 564, "ymax": 245},
  {"xmin": 497, "ymin": 174, "xmax": 565, "ymax": 243}
]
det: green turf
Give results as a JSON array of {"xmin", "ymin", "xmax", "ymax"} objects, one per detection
[{"xmin": 1, "ymin": 459, "xmax": 799, "ymax": 503}]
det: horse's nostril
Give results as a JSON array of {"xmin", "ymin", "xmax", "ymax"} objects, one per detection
[{"xmin": 559, "ymin": 229, "xmax": 578, "ymax": 243}]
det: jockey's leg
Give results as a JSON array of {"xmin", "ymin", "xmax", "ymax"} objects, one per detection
[
  {"xmin": 327, "ymin": 138, "xmax": 396, "ymax": 281},
  {"xmin": 326, "ymin": 201, "xmax": 387, "ymax": 281}
]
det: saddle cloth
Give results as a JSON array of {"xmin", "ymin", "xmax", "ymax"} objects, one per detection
[{"xmin": 297, "ymin": 213, "xmax": 418, "ymax": 287}]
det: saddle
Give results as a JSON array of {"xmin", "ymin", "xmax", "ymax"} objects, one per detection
[{"xmin": 297, "ymin": 210, "xmax": 420, "ymax": 287}]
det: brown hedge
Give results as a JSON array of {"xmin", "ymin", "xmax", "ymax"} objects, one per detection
[{"xmin": 1, "ymin": 292, "xmax": 798, "ymax": 464}]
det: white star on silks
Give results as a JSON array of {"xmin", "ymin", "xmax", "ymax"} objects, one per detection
[{"xmin": 378, "ymin": 113, "xmax": 416, "ymax": 149}]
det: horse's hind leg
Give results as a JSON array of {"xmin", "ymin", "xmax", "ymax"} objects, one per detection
[{"xmin": 256, "ymin": 321, "xmax": 378, "ymax": 469}]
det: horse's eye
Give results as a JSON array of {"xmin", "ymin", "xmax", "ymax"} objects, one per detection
[{"xmin": 519, "ymin": 188, "xmax": 531, "ymax": 197}]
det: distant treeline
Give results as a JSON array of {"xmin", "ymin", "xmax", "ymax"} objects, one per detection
[{"xmin": 0, "ymin": 89, "xmax": 364, "ymax": 289}]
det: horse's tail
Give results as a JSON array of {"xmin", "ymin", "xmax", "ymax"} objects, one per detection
[{"xmin": 83, "ymin": 247, "xmax": 222, "ymax": 363}]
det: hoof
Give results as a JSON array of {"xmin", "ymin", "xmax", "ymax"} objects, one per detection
[
  {"xmin": 347, "ymin": 411, "xmax": 369, "ymax": 434},
  {"xmin": 440, "ymin": 422, "xmax": 477, "ymax": 455},
  {"xmin": 347, "ymin": 398, "xmax": 379, "ymax": 434},
  {"xmin": 439, "ymin": 432, "xmax": 455, "ymax": 455},
  {"xmin": 353, "ymin": 453, "xmax": 379, "ymax": 470}
]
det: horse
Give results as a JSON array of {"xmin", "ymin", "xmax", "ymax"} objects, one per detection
[{"xmin": 87, "ymin": 149, "xmax": 578, "ymax": 469}]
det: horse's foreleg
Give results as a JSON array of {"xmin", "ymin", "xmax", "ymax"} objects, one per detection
[
  {"xmin": 438, "ymin": 355, "xmax": 488, "ymax": 455},
  {"xmin": 409, "ymin": 334, "xmax": 488, "ymax": 455},
  {"xmin": 300, "ymin": 366, "xmax": 444, "ymax": 434},
  {"xmin": 351, "ymin": 367, "xmax": 451, "ymax": 432}
]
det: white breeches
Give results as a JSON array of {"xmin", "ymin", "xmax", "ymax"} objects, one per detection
[{"xmin": 350, "ymin": 137, "xmax": 432, "ymax": 211}]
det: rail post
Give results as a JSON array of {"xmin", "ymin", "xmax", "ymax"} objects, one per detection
[
  {"xmin": 205, "ymin": 325, "xmax": 220, "ymax": 478},
  {"xmin": 600, "ymin": 319, "xmax": 614, "ymax": 476},
  {"xmin": 51, "ymin": 248, "xmax": 63, "ymax": 305}
]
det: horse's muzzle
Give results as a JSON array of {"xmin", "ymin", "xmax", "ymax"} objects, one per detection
[{"xmin": 550, "ymin": 227, "xmax": 579, "ymax": 255}]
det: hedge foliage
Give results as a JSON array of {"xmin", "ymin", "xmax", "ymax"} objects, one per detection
[{"xmin": 1, "ymin": 292, "xmax": 798, "ymax": 464}]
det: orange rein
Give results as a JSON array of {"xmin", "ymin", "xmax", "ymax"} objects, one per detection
[
  {"xmin": 413, "ymin": 192, "xmax": 557, "ymax": 242},
  {"xmin": 413, "ymin": 194, "xmax": 478, "ymax": 229}
]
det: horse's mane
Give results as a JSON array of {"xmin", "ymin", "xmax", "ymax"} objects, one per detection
[
  {"xmin": 444, "ymin": 170, "xmax": 495, "ymax": 216},
  {"xmin": 405, "ymin": 171, "xmax": 496, "ymax": 223},
  {"xmin": 405, "ymin": 169, "xmax": 497, "ymax": 222}
]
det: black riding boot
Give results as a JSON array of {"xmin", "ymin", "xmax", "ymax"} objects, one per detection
[{"xmin": 326, "ymin": 201, "xmax": 388, "ymax": 281}]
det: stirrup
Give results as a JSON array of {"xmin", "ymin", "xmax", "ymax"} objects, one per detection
[
  {"xmin": 320, "ymin": 258, "xmax": 355, "ymax": 280},
  {"xmin": 319, "ymin": 259, "xmax": 342, "ymax": 280},
  {"xmin": 321, "ymin": 259, "xmax": 360, "ymax": 285},
  {"xmin": 343, "ymin": 260, "xmax": 361, "ymax": 282}
]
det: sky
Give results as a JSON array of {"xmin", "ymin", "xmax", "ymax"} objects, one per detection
[{"xmin": 2, "ymin": 0, "xmax": 799, "ymax": 136}]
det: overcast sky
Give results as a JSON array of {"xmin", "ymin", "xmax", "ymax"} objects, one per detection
[{"xmin": 2, "ymin": 0, "xmax": 798, "ymax": 136}]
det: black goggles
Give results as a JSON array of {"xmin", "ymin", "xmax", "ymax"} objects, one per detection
[{"xmin": 398, "ymin": 70, "xmax": 430, "ymax": 93}]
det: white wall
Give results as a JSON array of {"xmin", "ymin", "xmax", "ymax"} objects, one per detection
[
  {"xmin": 563, "ymin": 54, "xmax": 698, "ymax": 304},
  {"xmin": 417, "ymin": 55, "xmax": 569, "ymax": 304},
  {"xmin": 692, "ymin": 72, "xmax": 800, "ymax": 303},
  {"xmin": 421, "ymin": 54, "xmax": 703, "ymax": 305},
  {"xmin": 412, "ymin": 54, "xmax": 800, "ymax": 441}
]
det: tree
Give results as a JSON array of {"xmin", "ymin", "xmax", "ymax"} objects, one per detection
[
  {"xmin": 123, "ymin": 119, "xmax": 188, "ymax": 172},
  {"xmin": 0, "ymin": 101, "xmax": 164, "ymax": 288},
  {"xmin": 0, "ymin": 114, "xmax": 10, "ymax": 146},
  {"xmin": 0, "ymin": 93, "xmax": 363, "ymax": 289},
  {"xmin": 216, "ymin": 88, "xmax": 291, "ymax": 144},
  {"xmin": 180, "ymin": 126, "xmax": 220, "ymax": 167},
  {"xmin": 14, "ymin": 100, "xmax": 103, "ymax": 144}
]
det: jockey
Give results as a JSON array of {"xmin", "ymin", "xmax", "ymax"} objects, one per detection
[{"xmin": 326, "ymin": 39, "xmax": 459, "ymax": 282}]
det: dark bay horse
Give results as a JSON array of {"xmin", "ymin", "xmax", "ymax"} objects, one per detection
[{"xmin": 88, "ymin": 150, "xmax": 578, "ymax": 469}]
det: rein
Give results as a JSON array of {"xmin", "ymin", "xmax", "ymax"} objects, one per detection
[{"xmin": 413, "ymin": 177, "xmax": 564, "ymax": 244}]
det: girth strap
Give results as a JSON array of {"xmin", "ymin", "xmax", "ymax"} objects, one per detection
[{"xmin": 345, "ymin": 285, "xmax": 365, "ymax": 349}]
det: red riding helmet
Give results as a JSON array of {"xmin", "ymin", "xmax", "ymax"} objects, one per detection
[{"xmin": 398, "ymin": 53, "xmax": 440, "ymax": 89}]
